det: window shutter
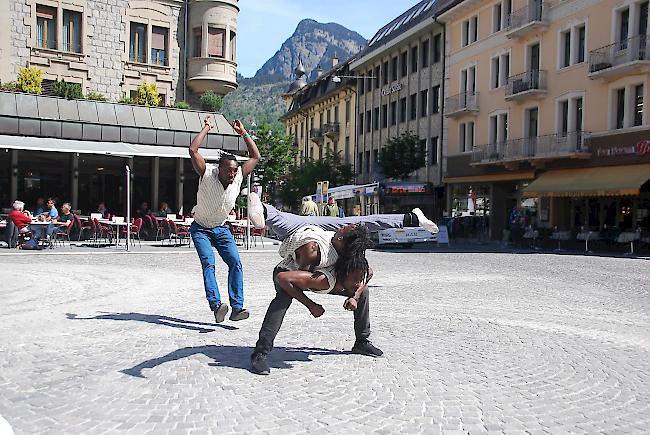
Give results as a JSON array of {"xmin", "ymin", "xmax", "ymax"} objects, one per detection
[
  {"xmin": 208, "ymin": 28, "xmax": 224, "ymax": 57},
  {"xmin": 36, "ymin": 5, "xmax": 55, "ymax": 20}
]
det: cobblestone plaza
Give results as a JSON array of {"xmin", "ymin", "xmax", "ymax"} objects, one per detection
[{"xmin": 0, "ymin": 249, "xmax": 648, "ymax": 434}]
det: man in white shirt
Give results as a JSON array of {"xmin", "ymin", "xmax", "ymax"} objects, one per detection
[
  {"xmin": 189, "ymin": 117, "xmax": 261, "ymax": 323},
  {"xmin": 250, "ymin": 225, "xmax": 382, "ymax": 375}
]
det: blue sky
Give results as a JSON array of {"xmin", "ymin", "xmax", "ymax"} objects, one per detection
[{"xmin": 237, "ymin": 0, "xmax": 419, "ymax": 77}]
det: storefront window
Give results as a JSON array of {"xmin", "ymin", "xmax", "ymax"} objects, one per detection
[
  {"xmin": 450, "ymin": 183, "xmax": 490, "ymax": 217},
  {"xmin": 637, "ymin": 197, "xmax": 650, "ymax": 230}
]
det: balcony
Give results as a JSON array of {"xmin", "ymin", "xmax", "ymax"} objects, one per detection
[
  {"xmin": 505, "ymin": 70, "xmax": 547, "ymax": 101},
  {"xmin": 187, "ymin": 57, "xmax": 238, "ymax": 95},
  {"xmin": 310, "ymin": 128, "xmax": 324, "ymax": 144},
  {"xmin": 588, "ymin": 35, "xmax": 650, "ymax": 80},
  {"xmin": 471, "ymin": 132, "xmax": 591, "ymax": 165},
  {"xmin": 445, "ymin": 92, "xmax": 479, "ymax": 118},
  {"xmin": 505, "ymin": 2, "xmax": 549, "ymax": 39},
  {"xmin": 321, "ymin": 122, "xmax": 340, "ymax": 138}
]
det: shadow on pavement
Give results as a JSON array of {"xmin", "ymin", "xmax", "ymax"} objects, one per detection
[
  {"xmin": 66, "ymin": 312, "xmax": 237, "ymax": 333},
  {"xmin": 120, "ymin": 345, "xmax": 346, "ymax": 377}
]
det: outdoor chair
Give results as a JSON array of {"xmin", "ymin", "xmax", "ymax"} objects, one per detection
[
  {"xmin": 168, "ymin": 220, "xmax": 191, "ymax": 247},
  {"xmin": 53, "ymin": 223, "xmax": 73, "ymax": 249},
  {"xmin": 159, "ymin": 219, "xmax": 171, "ymax": 245},
  {"xmin": 80, "ymin": 217, "xmax": 95, "ymax": 241},
  {"xmin": 122, "ymin": 217, "xmax": 143, "ymax": 247},
  {"xmin": 251, "ymin": 227, "xmax": 266, "ymax": 247}
]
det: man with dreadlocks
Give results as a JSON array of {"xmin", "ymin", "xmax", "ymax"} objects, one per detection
[{"xmin": 250, "ymin": 224, "xmax": 381, "ymax": 376}]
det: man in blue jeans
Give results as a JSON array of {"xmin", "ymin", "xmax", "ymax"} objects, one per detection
[{"xmin": 189, "ymin": 116, "xmax": 262, "ymax": 323}]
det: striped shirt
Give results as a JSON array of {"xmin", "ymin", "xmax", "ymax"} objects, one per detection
[
  {"xmin": 277, "ymin": 226, "xmax": 339, "ymax": 293},
  {"xmin": 193, "ymin": 164, "xmax": 243, "ymax": 229}
]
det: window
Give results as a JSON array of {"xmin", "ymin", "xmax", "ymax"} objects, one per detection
[
  {"xmin": 561, "ymin": 30, "xmax": 571, "ymax": 68},
  {"xmin": 130, "ymin": 22, "xmax": 146, "ymax": 63},
  {"xmin": 401, "ymin": 51, "xmax": 408, "ymax": 77},
  {"xmin": 616, "ymin": 89, "xmax": 625, "ymax": 129},
  {"xmin": 375, "ymin": 66, "xmax": 381, "ymax": 89},
  {"xmin": 359, "ymin": 74, "xmax": 365, "ymax": 95},
  {"xmin": 459, "ymin": 122, "xmax": 475, "ymax": 152},
  {"xmin": 366, "ymin": 71, "xmax": 372, "ymax": 92},
  {"xmin": 327, "ymin": 109, "xmax": 331, "ymax": 124},
  {"xmin": 390, "ymin": 101, "xmax": 397, "ymax": 126},
  {"xmin": 472, "ymin": 16, "xmax": 479, "ymax": 43},
  {"xmin": 410, "ymin": 93, "xmax": 417, "ymax": 120},
  {"xmin": 619, "ymin": 8, "xmax": 630, "ymax": 49},
  {"xmin": 359, "ymin": 113, "xmax": 364, "ymax": 133},
  {"xmin": 560, "ymin": 23, "xmax": 587, "ymax": 68},
  {"xmin": 491, "ymin": 57, "xmax": 499, "ymax": 89},
  {"xmin": 422, "ymin": 39, "xmax": 429, "ymax": 67},
  {"xmin": 193, "ymin": 28, "xmax": 202, "ymax": 57},
  {"xmin": 433, "ymin": 34, "xmax": 442, "ymax": 63},
  {"xmin": 345, "ymin": 101, "xmax": 350, "ymax": 122},
  {"xmin": 357, "ymin": 152, "xmax": 363, "ymax": 174},
  {"xmin": 345, "ymin": 137, "xmax": 350, "ymax": 163},
  {"xmin": 461, "ymin": 66, "xmax": 476, "ymax": 94},
  {"xmin": 635, "ymin": 84, "xmax": 644, "ymax": 126},
  {"xmin": 151, "ymin": 26, "xmax": 168, "ymax": 66},
  {"xmin": 366, "ymin": 110, "xmax": 372, "ymax": 133},
  {"xmin": 576, "ymin": 97, "xmax": 583, "ymax": 132},
  {"xmin": 432, "ymin": 85, "xmax": 440, "ymax": 113},
  {"xmin": 373, "ymin": 107, "xmax": 380, "ymax": 130},
  {"xmin": 576, "ymin": 25, "xmax": 585, "ymax": 64},
  {"xmin": 383, "ymin": 61, "xmax": 389, "ymax": 85},
  {"xmin": 490, "ymin": 113, "xmax": 508, "ymax": 143},
  {"xmin": 366, "ymin": 151, "xmax": 371, "ymax": 174},
  {"xmin": 400, "ymin": 97, "xmax": 407, "ymax": 123},
  {"xmin": 382, "ymin": 104, "xmax": 388, "ymax": 128},
  {"xmin": 63, "ymin": 10, "xmax": 81, "ymax": 53},
  {"xmin": 411, "ymin": 45, "xmax": 419, "ymax": 73},
  {"xmin": 462, "ymin": 20, "xmax": 469, "ymax": 47},
  {"xmin": 36, "ymin": 5, "xmax": 57, "ymax": 50},
  {"xmin": 230, "ymin": 31, "xmax": 237, "ymax": 62},
  {"xmin": 391, "ymin": 56, "xmax": 398, "ymax": 81},
  {"xmin": 421, "ymin": 89, "xmax": 428, "ymax": 117},
  {"xmin": 526, "ymin": 107, "xmax": 539, "ymax": 138},
  {"xmin": 491, "ymin": 53, "xmax": 510, "ymax": 88},
  {"xmin": 558, "ymin": 100, "xmax": 569, "ymax": 134},
  {"xmin": 430, "ymin": 136, "xmax": 438, "ymax": 165},
  {"xmin": 493, "ymin": 3, "xmax": 503, "ymax": 33},
  {"xmin": 158, "ymin": 93, "xmax": 166, "ymax": 107},
  {"xmin": 208, "ymin": 27, "xmax": 225, "ymax": 58}
]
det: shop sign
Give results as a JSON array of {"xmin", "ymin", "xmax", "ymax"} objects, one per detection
[
  {"xmin": 381, "ymin": 83, "xmax": 402, "ymax": 96},
  {"xmin": 596, "ymin": 140, "xmax": 650, "ymax": 157},
  {"xmin": 383, "ymin": 183, "xmax": 430, "ymax": 194}
]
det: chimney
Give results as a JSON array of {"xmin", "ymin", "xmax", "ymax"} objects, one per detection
[{"xmin": 332, "ymin": 55, "xmax": 339, "ymax": 68}]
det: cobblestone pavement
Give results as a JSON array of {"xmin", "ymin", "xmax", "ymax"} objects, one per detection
[{"xmin": 0, "ymin": 250, "xmax": 648, "ymax": 434}]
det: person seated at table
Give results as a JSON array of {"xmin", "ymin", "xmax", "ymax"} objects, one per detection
[
  {"xmin": 96, "ymin": 202, "xmax": 109, "ymax": 219},
  {"xmin": 8, "ymin": 200, "xmax": 43, "ymax": 249},
  {"xmin": 156, "ymin": 202, "xmax": 173, "ymax": 217},
  {"xmin": 34, "ymin": 197, "xmax": 46, "ymax": 215},
  {"xmin": 58, "ymin": 203, "xmax": 74, "ymax": 227},
  {"xmin": 137, "ymin": 202, "xmax": 151, "ymax": 218},
  {"xmin": 38, "ymin": 198, "xmax": 59, "ymax": 240}
]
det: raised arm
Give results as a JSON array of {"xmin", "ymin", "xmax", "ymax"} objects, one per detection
[
  {"xmin": 231, "ymin": 120, "xmax": 261, "ymax": 177},
  {"xmin": 344, "ymin": 266, "xmax": 373, "ymax": 311},
  {"xmin": 189, "ymin": 117, "xmax": 213, "ymax": 176},
  {"xmin": 275, "ymin": 270, "xmax": 329, "ymax": 318}
]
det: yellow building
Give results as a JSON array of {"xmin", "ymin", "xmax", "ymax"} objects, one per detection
[
  {"xmin": 281, "ymin": 58, "xmax": 356, "ymax": 166},
  {"xmin": 440, "ymin": 0, "xmax": 650, "ymax": 240}
]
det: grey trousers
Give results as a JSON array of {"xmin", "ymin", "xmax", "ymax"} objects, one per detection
[
  {"xmin": 253, "ymin": 267, "xmax": 371, "ymax": 357},
  {"xmin": 265, "ymin": 203, "xmax": 405, "ymax": 240}
]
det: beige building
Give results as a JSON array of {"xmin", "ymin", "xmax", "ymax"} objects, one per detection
[
  {"xmin": 440, "ymin": 0, "xmax": 650, "ymax": 240},
  {"xmin": 281, "ymin": 59, "xmax": 357, "ymax": 166},
  {"xmin": 1, "ymin": 0, "xmax": 239, "ymax": 105}
]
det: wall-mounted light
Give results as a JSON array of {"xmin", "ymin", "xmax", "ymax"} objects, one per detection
[
  {"xmin": 180, "ymin": 174, "xmax": 185, "ymax": 183},
  {"xmin": 12, "ymin": 166, "xmax": 18, "ymax": 177},
  {"xmin": 73, "ymin": 169, "xmax": 79, "ymax": 179},
  {"xmin": 97, "ymin": 167, "xmax": 105, "ymax": 171}
]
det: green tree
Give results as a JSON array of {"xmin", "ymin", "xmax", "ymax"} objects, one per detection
[
  {"xmin": 252, "ymin": 122, "xmax": 298, "ymax": 199},
  {"xmin": 378, "ymin": 133, "xmax": 426, "ymax": 180},
  {"xmin": 277, "ymin": 150, "xmax": 354, "ymax": 212}
]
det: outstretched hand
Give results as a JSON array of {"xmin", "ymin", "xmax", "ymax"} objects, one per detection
[
  {"xmin": 203, "ymin": 116, "xmax": 215, "ymax": 130},
  {"xmin": 232, "ymin": 119, "xmax": 246, "ymax": 136}
]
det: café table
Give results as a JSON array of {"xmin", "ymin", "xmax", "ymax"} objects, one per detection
[
  {"xmin": 576, "ymin": 230, "xmax": 601, "ymax": 253},
  {"xmin": 97, "ymin": 219, "xmax": 133, "ymax": 248},
  {"xmin": 29, "ymin": 220, "xmax": 67, "ymax": 249}
]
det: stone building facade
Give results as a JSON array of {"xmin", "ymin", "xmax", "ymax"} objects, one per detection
[{"xmin": 1, "ymin": 0, "xmax": 238, "ymax": 105}]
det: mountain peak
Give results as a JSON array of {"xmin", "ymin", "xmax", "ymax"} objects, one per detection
[{"xmin": 251, "ymin": 20, "xmax": 367, "ymax": 84}]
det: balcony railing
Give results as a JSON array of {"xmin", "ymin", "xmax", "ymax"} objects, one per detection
[
  {"xmin": 505, "ymin": 70, "xmax": 547, "ymax": 98},
  {"xmin": 321, "ymin": 122, "xmax": 340, "ymax": 137},
  {"xmin": 310, "ymin": 128, "xmax": 324, "ymax": 143},
  {"xmin": 505, "ymin": 2, "xmax": 548, "ymax": 36},
  {"xmin": 471, "ymin": 131, "xmax": 590, "ymax": 163},
  {"xmin": 589, "ymin": 35, "xmax": 650, "ymax": 75},
  {"xmin": 445, "ymin": 92, "xmax": 479, "ymax": 116}
]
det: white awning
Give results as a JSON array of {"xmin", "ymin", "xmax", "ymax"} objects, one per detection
[{"xmin": 0, "ymin": 134, "xmax": 243, "ymax": 161}]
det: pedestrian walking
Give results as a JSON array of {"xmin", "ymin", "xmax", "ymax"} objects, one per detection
[
  {"xmin": 300, "ymin": 196, "xmax": 319, "ymax": 216},
  {"xmin": 323, "ymin": 196, "xmax": 339, "ymax": 217}
]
